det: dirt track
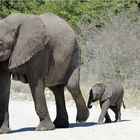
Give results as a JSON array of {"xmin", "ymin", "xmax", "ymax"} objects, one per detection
[{"xmin": 0, "ymin": 101, "xmax": 140, "ymax": 140}]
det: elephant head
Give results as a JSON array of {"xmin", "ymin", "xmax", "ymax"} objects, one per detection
[
  {"xmin": 87, "ymin": 83, "xmax": 106, "ymax": 109},
  {"xmin": 0, "ymin": 13, "xmax": 49, "ymax": 69},
  {"xmin": 0, "ymin": 21, "xmax": 14, "ymax": 61}
]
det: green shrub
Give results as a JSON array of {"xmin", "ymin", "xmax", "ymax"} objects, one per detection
[{"xmin": 0, "ymin": 0, "xmax": 139, "ymax": 31}]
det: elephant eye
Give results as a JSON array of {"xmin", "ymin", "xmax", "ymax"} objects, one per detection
[
  {"xmin": 0, "ymin": 41, "xmax": 3, "ymax": 46},
  {"xmin": 0, "ymin": 42, "xmax": 5, "ymax": 51}
]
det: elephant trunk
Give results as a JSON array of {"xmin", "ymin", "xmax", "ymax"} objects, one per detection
[{"xmin": 87, "ymin": 89, "xmax": 94, "ymax": 109}]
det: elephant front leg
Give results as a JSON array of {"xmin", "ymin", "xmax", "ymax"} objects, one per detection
[
  {"xmin": 0, "ymin": 112, "xmax": 10, "ymax": 134},
  {"xmin": 0, "ymin": 62, "xmax": 11, "ymax": 134},
  {"xmin": 98, "ymin": 100, "xmax": 110, "ymax": 124},
  {"xmin": 50, "ymin": 85, "xmax": 69, "ymax": 128},
  {"xmin": 29, "ymin": 79, "xmax": 55, "ymax": 131}
]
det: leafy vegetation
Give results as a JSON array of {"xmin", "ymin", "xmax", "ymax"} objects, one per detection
[{"xmin": 0, "ymin": 0, "xmax": 139, "ymax": 31}]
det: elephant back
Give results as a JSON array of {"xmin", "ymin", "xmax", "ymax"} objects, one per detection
[{"xmin": 40, "ymin": 13, "xmax": 79, "ymax": 86}]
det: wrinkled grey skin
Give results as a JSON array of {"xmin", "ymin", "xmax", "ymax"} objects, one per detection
[
  {"xmin": 0, "ymin": 13, "xmax": 89, "ymax": 134},
  {"xmin": 87, "ymin": 81, "xmax": 125, "ymax": 124}
]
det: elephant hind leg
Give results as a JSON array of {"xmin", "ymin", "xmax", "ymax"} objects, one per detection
[
  {"xmin": 115, "ymin": 104, "xmax": 121, "ymax": 122},
  {"xmin": 49, "ymin": 84, "xmax": 69, "ymax": 128},
  {"xmin": 67, "ymin": 68, "xmax": 89, "ymax": 123},
  {"xmin": 105, "ymin": 112, "xmax": 111, "ymax": 123},
  {"xmin": 110, "ymin": 105, "xmax": 121, "ymax": 122}
]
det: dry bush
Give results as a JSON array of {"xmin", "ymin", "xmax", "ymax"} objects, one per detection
[
  {"xmin": 124, "ymin": 90, "xmax": 140, "ymax": 109},
  {"xmin": 79, "ymin": 14, "xmax": 140, "ymax": 109},
  {"xmin": 80, "ymin": 14, "xmax": 140, "ymax": 90}
]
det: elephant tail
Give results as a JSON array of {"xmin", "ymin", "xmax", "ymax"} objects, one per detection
[{"xmin": 122, "ymin": 100, "xmax": 126, "ymax": 109}]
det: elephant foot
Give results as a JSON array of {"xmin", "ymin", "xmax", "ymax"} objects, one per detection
[
  {"xmin": 105, "ymin": 119, "xmax": 111, "ymax": 123},
  {"xmin": 76, "ymin": 108, "xmax": 89, "ymax": 123},
  {"xmin": 0, "ymin": 126, "xmax": 11, "ymax": 134},
  {"xmin": 36, "ymin": 118, "xmax": 55, "ymax": 131},
  {"xmin": 116, "ymin": 119, "xmax": 121, "ymax": 122},
  {"xmin": 53, "ymin": 118, "xmax": 69, "ymax": 128}
]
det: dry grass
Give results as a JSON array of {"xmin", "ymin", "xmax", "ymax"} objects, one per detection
[
  {"xmin": 11, "ymin": 81, "xmax": 30, "ymax": 93},
  {"xmin": 124, "ymin": 90, "xmax": 140, "ymax": 109},
  {"xmin": 10, "ymin": 80, "xmax": 140, "ymax": 109},
  {"xmin": 80, "ymin": 14, "xmax": 140, "ymax": 88}
]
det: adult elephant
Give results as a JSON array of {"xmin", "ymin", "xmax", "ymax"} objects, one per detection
[{"xmin": 0, "ymin": 13, "xmax": 89, "ymax": 134}]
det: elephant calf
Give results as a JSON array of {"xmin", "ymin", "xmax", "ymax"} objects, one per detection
[{"xmin": 87, "ymin": 81, "xmax": 125, "ymax": 124}]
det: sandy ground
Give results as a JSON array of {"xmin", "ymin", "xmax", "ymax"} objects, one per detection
[{"xmin": 0, "ymin": 100, "xmax": 140, "ymax": 140}]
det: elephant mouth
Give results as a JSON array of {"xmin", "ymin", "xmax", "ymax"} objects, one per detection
[{"xmin": 0, "ymin": 49, "xmax": 11, "ymax": 61}]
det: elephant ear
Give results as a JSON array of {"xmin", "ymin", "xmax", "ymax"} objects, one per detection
[
  {"xmin": 8, "ymin": 15, "xmax": 48, "ymax": 69},
  {"xmin": 101, "ymin": 86, "xmax": 112, "ymax": 101}
]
